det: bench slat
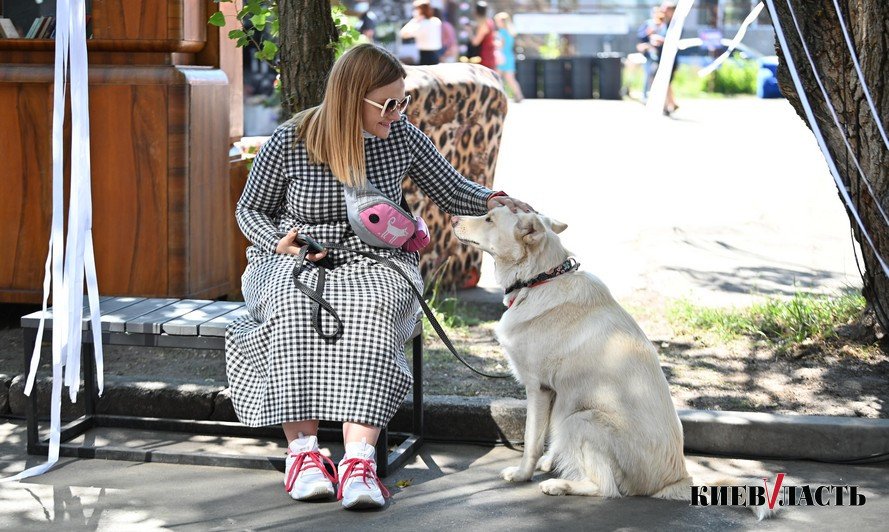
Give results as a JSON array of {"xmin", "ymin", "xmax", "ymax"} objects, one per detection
[
  {"xmin": 163, "ymin": 301, "xmax": 245, "ymax": 336},
  {"xmin": 102, "ymin": 298, "xmax": 181, "ymax": 332},
  {"xmin": 21, "ymin": 296, "xmax": 147, "ymax": 331},
  {"xmin": 200, "ymin": 306, "xmax": 250, "ymax": 337},
  {"xmin": 125, "ymin": 300, "xmax": 214, "ymax": 334}
]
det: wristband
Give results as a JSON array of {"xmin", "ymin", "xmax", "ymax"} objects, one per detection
[{"xmin": 487, "ymin": 191, "xmax": 508, "ymax": 201}]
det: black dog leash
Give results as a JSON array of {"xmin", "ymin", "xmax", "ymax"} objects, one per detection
[{"xmin": 290, "ymin": 242, "xmax": 511, "ymax": 379}]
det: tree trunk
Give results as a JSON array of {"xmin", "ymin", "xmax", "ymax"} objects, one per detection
[
  {"xmin": 770, "ymin": 0, "xmax": 889, "ymax": 328},
  {"xmin": 278, "ymin": 0, "xmax": 337, "ymax": 115}
]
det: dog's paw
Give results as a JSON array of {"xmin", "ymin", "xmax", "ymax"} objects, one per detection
[
  {"xmin": 501, "ymin": 466, "xmax": 532, "ymax": 482},
  {"xmin": 539, "ymin": 479, "xmax": 569, "ymax": 496},
  {"xmin": 536, "ymin": 453, "xmax": 554, "ymax": 472}
]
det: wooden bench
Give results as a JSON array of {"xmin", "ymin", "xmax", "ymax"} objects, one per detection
[{"xmin": 20, "ymin": 296, "xmax": 424, "ymax": 477}]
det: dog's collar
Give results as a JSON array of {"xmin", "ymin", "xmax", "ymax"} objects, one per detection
[{"xmin": 504, "ymin": 258, "xmax": 579, "ymax": 300}]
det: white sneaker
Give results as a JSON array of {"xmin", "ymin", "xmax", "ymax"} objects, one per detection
[
  {"xmin": 337, "ymin": 439, "xmax": 388, "ymax": 509},
  {"xmin": 284, "ymin": 435, "xmax": 336, "ymax": 501}
]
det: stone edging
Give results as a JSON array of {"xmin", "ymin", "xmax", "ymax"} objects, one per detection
[{"xmin": 8, "ymin": 377, "xmax": 888, "ymax": 462}]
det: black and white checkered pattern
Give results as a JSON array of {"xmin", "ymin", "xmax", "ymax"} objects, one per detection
[{"xmin": 226, "ymin": 115, "xmax": 493, "ymax": 427}]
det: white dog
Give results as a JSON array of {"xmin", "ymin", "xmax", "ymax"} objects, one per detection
[{"xmin": 452, "ymin": 207, "xmax": 773, "ymax": 519}]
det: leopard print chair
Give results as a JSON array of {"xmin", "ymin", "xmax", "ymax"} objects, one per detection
[{"xmin": 403, "ymin": 63, "xmax": 508, "ymax": 289}]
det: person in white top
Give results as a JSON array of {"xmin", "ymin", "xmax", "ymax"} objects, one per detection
[{"xmin": 399, "ymin": 0, "xmax": 442, "ymax": 65}]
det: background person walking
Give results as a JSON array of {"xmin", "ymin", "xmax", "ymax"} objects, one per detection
[
  {"xmin": 400, "ymin": 0, "xmax": 442, "ymax": 66},
  {"xmin": 494, "ymin": 12, "xmax": 523, "ymax": 102}
]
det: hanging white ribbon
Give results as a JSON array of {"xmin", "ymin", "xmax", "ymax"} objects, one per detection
[
  {"xmin": 2, "ymin": 0, "xmax": 102, "ymax": 483},
  {"xmin": 646, "ymin": 0, "xmax": 695, "ymax": 115},
  {"xmin": 698, "ymin": 1, "xmax": 764, "ymax": 77},
  {"xmin": 782, "ymin": 0, "xmax": 889, "ymax": 233},
  {"xmin": 830, "ymin": 0, "xmax": 889, "ymax": 153},
  {"xmin": 764, "ymin": 0, "xmax": 889, "ymax": 278}
]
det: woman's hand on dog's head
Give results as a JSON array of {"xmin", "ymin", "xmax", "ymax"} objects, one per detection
[
  {"xmin": 275, "ymin": 228, "xmax": 329, "ymax": 261},
  {"xmin": 487, "ymin": 194, "xmax": 535, "ymax": 214}
]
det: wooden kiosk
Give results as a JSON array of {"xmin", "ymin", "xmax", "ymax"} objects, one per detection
[{"xmin": 0, "ymin": 0, "xmax": 243, "ymax": 303}]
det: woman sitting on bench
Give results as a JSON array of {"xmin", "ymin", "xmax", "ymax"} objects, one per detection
[{"xmin": 226, "ymin": 44, "xmax": 531, "ymax": 509}]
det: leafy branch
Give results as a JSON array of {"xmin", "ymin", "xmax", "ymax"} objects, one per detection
[{"xmin": 210, "ymin": 0, "xmax": 360, "ymax": 73}]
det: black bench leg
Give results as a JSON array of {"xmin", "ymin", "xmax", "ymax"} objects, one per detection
[
  {"xmin": 81, "ymin": 342, "xmax": 98, "ymax": 417},
  {"xmin": 22, "ymin": 327, "xmax": 39, "ymax": 454},
  {"xmin": 413, "ymin": 333, "xmax": 423, "ymax": 437},
  {"xmin": 375, "ymin": 427, "xmax": 388, "ymax": 477}
]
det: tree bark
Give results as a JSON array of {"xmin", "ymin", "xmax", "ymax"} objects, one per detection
[
  {"xmin": 278, "ymin": 0, "xmax": 338, "ymax": 115},
  {"xmin": 770, "ymin": 0, "xmax": 889, "ymax": 328}
]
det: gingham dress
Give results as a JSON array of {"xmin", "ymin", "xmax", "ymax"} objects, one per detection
[{"xmin": 225, "ymin": 114, "xmax": 493, "ymax": 427}]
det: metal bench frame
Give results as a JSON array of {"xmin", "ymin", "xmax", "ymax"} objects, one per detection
[{"xmin": 21, "ymin": 297, "xmax": 424, "ymax": 477}]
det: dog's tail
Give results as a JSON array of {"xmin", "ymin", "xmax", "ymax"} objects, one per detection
[{"xmin": 651, "ymin": 476, "xmax": 778, "ymax": 521}]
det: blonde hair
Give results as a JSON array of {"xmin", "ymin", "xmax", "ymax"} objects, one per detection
[
  {"xmin": 290, "ymin": 44, "xmax": 406, "ymax": 187},
  {"xmin": 494, "ymin": 12, "xmax": 516, "ymax": 36}
]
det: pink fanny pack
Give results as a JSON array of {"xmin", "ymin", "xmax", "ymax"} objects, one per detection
[{"xmin": 344, "ymin": 182, "xmax": 431, "ymax": 252}]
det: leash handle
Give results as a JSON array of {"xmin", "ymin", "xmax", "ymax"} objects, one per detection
[
  {"xmin": 291, "ymin": 246, "xmax": 343, "ymax": 340},
  {"xmin": 290, "ymin": 241, "xmax": 511, "ymax": 379}
]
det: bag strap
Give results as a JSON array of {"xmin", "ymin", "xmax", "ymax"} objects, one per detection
[{"xmin": 291, "ymin": 242, "xmax": 511, "ymax": 379}]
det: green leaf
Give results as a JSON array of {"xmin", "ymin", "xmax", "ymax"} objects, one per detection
[
  {"xmin": 261, "ymin": 40, "xmax": 278, "ymax": 59},
  {"xmin": 208, "ymin": 11, "xmax": 226, "ymax": 27},
  {"xmin": 228, "ymin": 29, "xmax": 245, "ymax": 39},
  {"xmin": 270, "ymin": 18, "xmax": 279, "ymax": 36},
  {"xmin": 236, "ymin": 36, "xmax": 250, "ymax": 47},
  {"xmin": 247, "ymin": 0, "xmax": 264, "ymax": 16},
  {"xmin": 395, "ymin": 478, "xmax": 413, "ymax": 488},
  {"xmin": 253, "ymin": 12, "xmax": 267, "ymax": 31}
]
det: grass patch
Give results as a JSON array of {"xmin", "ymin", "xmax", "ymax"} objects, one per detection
[{"xmin": 669, "ymin": 291, "xmax": 866, "ymax": 351}]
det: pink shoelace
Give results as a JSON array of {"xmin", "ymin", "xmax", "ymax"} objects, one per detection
[
  {"xmin": 336, "ymin": 457, "xmax": 391, "ymax": 500},
  {"xmin": 284, "ymin": 449, "xmax": 337, "ymax": 493}
]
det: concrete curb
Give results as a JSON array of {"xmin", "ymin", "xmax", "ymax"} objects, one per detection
[{"xmin": 8, "ymin": 375, "xmax": 888, "ymax": 462}]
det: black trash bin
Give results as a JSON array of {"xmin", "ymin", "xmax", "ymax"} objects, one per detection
[
  {"xmin": 515, "ymin": 58, "xmax": 538, "ymax": 99},
  {"xmin": 570, "ymin": 57, "xmax": 595, "ymax": 99},
  {"xmin": 540, "ymin": 59, "xmax": 570, "ymax": 99},
  {"xmin": 596, "ymin": 52, "xmax": 623, "ymax": 100}
]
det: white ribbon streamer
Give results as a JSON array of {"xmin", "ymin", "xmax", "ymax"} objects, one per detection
[
  {"xmin": 764, "ymin": 0, "xmax": 889, "ymax": 278},
  {"xmin": 698, "ymin": 2, "xmax": 764, "ymax": 77},
  {"xmin": 2, "ymin": 0, "xmax": 102, "ymax": 483},
  {"xmin": 646, "ymin": 0, "xmax": 695, "ymax": 115},
  {"xmin": 830, "ymin": 0, "xmax": 889, "ymax": 152},
  {"xmin": 783, "ymin": 0, "xmax": 889, "ymax": 232}
]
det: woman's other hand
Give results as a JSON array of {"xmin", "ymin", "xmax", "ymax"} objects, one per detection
[
  {"xmin": 276, "ymin": 229, "xmax": 329, "ymax": 262},
  {"xmin": 487, "ymin": 194, "xmax": 535, "ymax": 213}
]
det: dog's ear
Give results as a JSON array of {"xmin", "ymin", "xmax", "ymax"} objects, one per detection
[
  {"xmin": 520, "ymin": 216, "xmax": 546, "ymax": 246},
  {"xmin": 549, "ymin": 218, "xmax": 568, "ymax": 234},
  {"xmin": 542, "ymin": 216, "xmax": 568, "ymax": 234}
]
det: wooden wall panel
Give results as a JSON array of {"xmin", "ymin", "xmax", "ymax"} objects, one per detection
[
  {"xmin": 88, "ymin": 83, "xmax": 169, "ymax": 296},
  {"xmin": 0, "ymin": 83, "xmax": 52, "ymax": 303},
  {"xmin": 0, "ymin": 65, "xmax": 236, "ymax": 302},
  {"xmin": 87, "ymin": 0, "xmax": 204, "ymax": 51},
  {"xmin": 186, "ymin": 75, "xmax": 231, "ymax": 297},
  {"xmin": 92, "ymin": 1, "xmax": 166, "ymax": 41}
]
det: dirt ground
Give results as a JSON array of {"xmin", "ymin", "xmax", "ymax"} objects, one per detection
[
  {"xmin": 2, "ymin": 293, "xmax": 886, "ymax": 419},
  {"xmin": 420, "ymin": 293, "xmax": 889, "ymax": 419}
]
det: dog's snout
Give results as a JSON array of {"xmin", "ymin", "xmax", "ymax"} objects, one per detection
[{"xmin": 450, "ymin": 216, "xmax": 459, "ymax": 227}]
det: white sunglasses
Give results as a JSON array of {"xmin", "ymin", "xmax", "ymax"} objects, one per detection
[{"xmin": 363, "ymin": 95, "xmax": 411, "ymax": 117}]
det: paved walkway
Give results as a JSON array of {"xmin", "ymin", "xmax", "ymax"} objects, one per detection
[
  {"xmin": 485, "ymin": 98, "xmax": 861, "ymax": 307},
  {"xmin": 1, "ymin": 421, "xmax": 888, "ymax": 530}
]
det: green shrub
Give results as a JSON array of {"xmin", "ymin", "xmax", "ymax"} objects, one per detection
[{"xmin": 709, "ymin": 59, "xmax": 758, "ymax": 95}]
